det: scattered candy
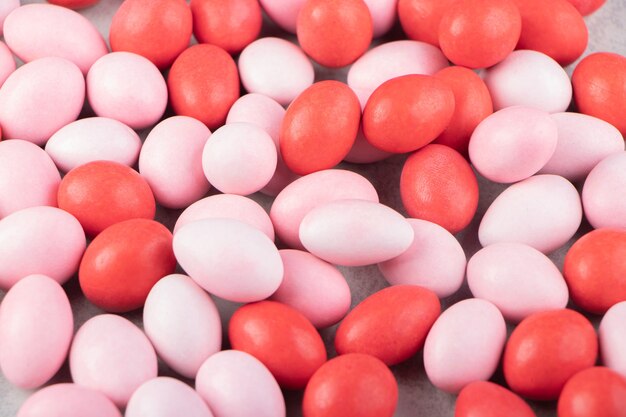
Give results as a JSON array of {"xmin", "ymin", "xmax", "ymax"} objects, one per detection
[{"xmin": 557, "ymin": 367, "xmax": 626, "ymax": 417}]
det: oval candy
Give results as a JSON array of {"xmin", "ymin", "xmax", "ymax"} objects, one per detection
[
  {"xmin": 16, "ymin": 383, "xmax": 121, "ymax": 417},
  {"xmin": 455, "ymin": 381, "xmax": 537, "ymax": 417},
  {"xmin": 126, "ymin": 377, "xmax": 214, "ymax": 417},
  {"xmin": 0, "ymin": 41, "xmax": 16, "ymax": 87},
  {"xmin": 557, "ymin": 367, "xmax": 626, "ymax": 417},
  {"xmin": 0, "ymin": 0, "xmax": 19, "ymax": 36},
  {"xmin": 582, "ymin": 152, "xmax": 626, "ymax": 229},
  {"xmin": 398, "ymin": 0, "xmax": 454, "ymax": 46},
  {"xmin": 599, "ymin": 301, "xmax": 626, "ymax": 378}
]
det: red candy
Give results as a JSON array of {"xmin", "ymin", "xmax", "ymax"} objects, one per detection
[
  {"xmin": 572, "ymin": 52, "xmax": 626, "ymax": 136},
  {"xmin": 363, "ymin": 75, "xmax": 455, "ymax": 153},
  {"xmin": 229, "ymin": 301, "xmax": 327, "ymax": 390},
  {"xmin": 566, "ymin": 0, "xmax": 606, "ymax": 16},
  {"xmin": 280, "ymin": 80, "xmax": 360, "ymax": 175},
  {"xmin": 168, "ymin": 44, "xmax": 240, "ymax": 130},
  {"xmin": 401, "ymin": 144, "xmax": 479, "ymax": 234},
  {"xmin": 563, "ymin": 228, "xmax": 626, "ymax": 314},
  {"xmin": 455, "ymin": 381, "xmax": 537, "ymax": 417},
  {"xmin": 438, "ymin": 0, "xmax": 522, "ymax": 69},
  {"xmin": 513, "ymin": 0, "xmax": 588, "ymax": 66},
  {"xmin": 335, "ymin": 285, "xmax": 440, "ymax": 366},
  {"xmin": 557, "ymin": 367, "xmax": 626, "ymax": 417},
  {"xmin": 47, "ymin": 0, "xmax": 99, "ymax": 8},
  {"xmin": 190, "ymin": 0, "xmax": 262, "ymax": 54},
  {"xmin": 297, "ymin": 0, "xmax": 373, "ymax": 68},
  {"xmin": 302, "ymin": 353, "xmax": 398, "ymax": 417},
  {"xmin": 78, "ymin": 219, "xmax": 176, "ymax": 312},
  {"xmin": 503, "ymin": 309, "xmax": 598, "ymax": 401},
  {"xmin": 109, "ymin": 0, "xmax": 192, "ymax": 69},
  {"xmin": 57, "ymin": 161, "xmax": 156, "ymax": 236},
  {"xmin": 397, "ymin": 0, "xmax": 454, "ymax": 46}
]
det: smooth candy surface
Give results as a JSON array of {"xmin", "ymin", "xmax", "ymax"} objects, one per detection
[
  {"xmin": 363, "ymin": 0, "xmax": 398, "ymax": 37},
  {"xmin": 343, "ymin": 126, "xmax": 392, "ymax": 164},
  {"xmin": 16, "ymin": 383, "xmax": 121, "ymax": 417},
  {"xmin": 455, "ymin": 381, "xmax": 537, "ymax": 417},
  {"xmin": 479, "ymin": 175, "xmax": 582, "ymax": 253},
  {"xmin": 424, "ymin": 298, "xmax": 506, "ymax": 393},
  {"xmin": 0, "ymin": 0, "xmax": 19, "ymax": 36},
  {"xmin": 378, "ymin": 219, "xmax": 466, "ymax": 298},
  {"xmin": 566, "ymin": 0, "xmax": 606, "ymax": 15},
  {"xmin": 0, "ymin": 275, "xmax": 73, "ymax": 389},
  {"xmin": 582, "ymin": 152, "xmax": 626, "ymax": 229},
  {"xmin": 0, "ymin": 41, "xmax": 16, "ymax": 87},
  {"xmin": 126, "ymin": 377, "xmax": 214, "ymax": 417},
  {"xmin": 259, "ymin": 0, "xmax": 305, "ymax": 33},
  {"xmin": 397, "ymin": 0, "xmax": 454, "ymax": 46},
  {"xmin": 467, "ymin": 243, "xmax": 569, "ymax": 322},
  {"xmin": 47, "ymin": 0, "xmax": 101, "ymax": 9},
  {"xmin": 46, "ymin": 117, "xmax": 142, "ymax": 172},
  {"xmin": 300, "ymin": 199, "xmax": 414, "ymax": 266},
  {"xmin": 143, "ymin": 275, "xmax": 222, "ymax": 379},
  {"xmin": 0, "ymin": 57, "xmax": 84, "ymax": 145},
  {"xmin": 599, "ymin": 301, "xmax": 626, "ymax": 378},
  {"xmin": 557, "ymin": 367, "xmax": 626, "ymax": 417}
]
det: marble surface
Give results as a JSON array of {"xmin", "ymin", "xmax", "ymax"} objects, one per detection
[{"xmin": 1, "ymin": 0, "xmax": 626, "ymax": 416}]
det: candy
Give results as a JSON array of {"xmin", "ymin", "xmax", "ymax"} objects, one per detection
[
  {"xmin": 599, "ymin": 301, "xmax": 626, "ymax": 378},
  {"xmin": 143, "ymin": 275, "xmax": 222, "ymax": 379},
  {"xmin": 455, "ymin": 381, "xmax": 537, "ymax": 417},
  {"xmin": 335, "ymin": 285, "xmax": 440, "ymax": 365},
  {"xmin": 343, "ymin": 127, "xmax": 392, "ymax": 164},
  {"xmin": 0, "ymin": 275, "xmax": 72, "ymax": 389},
  {"xmin": 174, "ymin": 218, "xmax": 283, "ymax": 302},
  {"xmin": 79, "ymin": 219, "xmax": 175, "ymax": 312},
  {"xmin": 139, "ymin": 116, "xmax": 211, "ymax": 209},
  {"xmin": 196, "ymin": 350, "xmax": 286, "ymax": 417},
  {"xmin": 424, "ymin": 298, "xmax": 506, "ymax": 393},
  {"xmin": 582, "ymin": 152, "xmax": 626, "ymax": 229},
  {"xmin": 4, "ymin": 3, "xmax": 107, "ymax": 74},
  {"xmin": 397, "ymin": 0, "xmax": 454, "ymax": 46},
  {"xmin": 58, "ymin": 161, "xmax": 156, "ymax": 236},
  {"xmin": 0, "ymin": 206, "xmax": 85, "ymax": 290},
  {"xmin": 229, "ymin": 301, "xmax": 326, "ymax": 389},
  {"xmin": 566, "ymin": 0, "xmax": 606, "ymax": 15},
  {"xmin": 302, "ymin": 353, "xmax": 398, "ymax": 417},
  {"xmin": 258, "ymin": 0, "xmax": 305, "ymax": 33},
  {"xmin": 503, "ymin": 309, "xmax": 598, "ymax": 400},
  {"xmin": 0, "ymin": 57, "xmax": 84, "ymax": 145},
  {"xmin": 69, "ymin": 314, "xmax": 158, "ymax": 407},
  {"xmin": 16, "ymin": 383, "xmax": 121, "ymax": 417},
  {"xmin": 0, "ymin": 0, "xmax": 19, "ymax": 36},
  {"xmin": 299, "ymin": 199, "xmax": 414, "ymax": 266},
  {"xmin": 126, "ymin": 377, "xmax": 214, "ymax": 417},
  {"xmin": 557, "ymin": 367, "xmax": 626, "ymax": 417},
  {"xmin": 0, "ymin": 41, "xmax": 16, "ymax": 87},
  {"xmin": 45, "ymin": 117, "xmax": 142, "ymax": 173},
  {"xmin": 110, "ymin": 0, "xmax": 192, "ymax": 69},
  {"xmin": 47, "ymin": 0, "xmax": 100, "ymax": 8},
  {"xmin": 400, "ymin": 144, "xmax": 479, "ymax": 233},
  {"xmin": 363, "ymin": 0, "xmax": 397, "ymax": 38}
]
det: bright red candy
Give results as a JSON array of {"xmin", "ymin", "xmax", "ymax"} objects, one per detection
[
  {"xmin": 297, "ymin": 0, "xmax": 373, "ymax": 68},
  {"xmin": 572, "ymin": 52, "xmax": 626, "ymax": 136},
  {"xmin": 362, "ymin": 75, "xmax": 455, "ymax": 153},
  {"xmin": 109, "ymin": 0, "xmax": 192, "ymax": 70},
  {"xmin": 57, "ymin": 161, "xmax": 155, "ymax": 237},
  {"xmin": 168, "ymin": 44, "xmax": 240, "ymax": 130},
  {"xmin": 47, "ymin": 0, "xmax": 100, "ymax": 8},
  {"xmin": 503, "ymin": 309, "xmax": 598, "ymax": 401},
  {"xmin": 229, "ymin": 301, "xmax": 327, "ymax": 390},
  {"xmin": 563, "ymin": 228, "xmax": 626, "ymax": 314},
  {"xmin": 79, "ymin": 219, "xmax": 176, "ymax": 312},
  {"xmin": 455, "ymin": 381, "xmax": 537, "ymax": 417},
  {"xmin": 190, "ymin": 0, "xmax": 262, "ymax": 54},
  {"xmin": 400, "ymin": 144, "xmax": 479, "ymax": 234},
  {"xmin": 280, "ymin": 80, "xmax": 360, "ymax": 175},
  {"xmin": 565, "ymin": 0, "xmax": 606, "ymax": 16},
  {"xmin": 513, "ymin": 0, "xmax": 588, "ymax": 66},
  {"xmin": 303, "ymin": 353, "xmax": 398, "ymax": 417},
  {"xmin": 557, "ymin": 367, "xmax": 626, "ymax": 417},
  {"xmin": 335, "ymin": 285, "xmax": 440, "ymax": 366},
  {"xmin": 433, "ymin": 66, "xmax": 494, "ymax": 157},
  {"xmin": 397, "ymin": 0, "xmax": 455, "ymax": 46},
  {"xmin": 438, "ymin": 0, "xmax": 521, "ymax": 69}
]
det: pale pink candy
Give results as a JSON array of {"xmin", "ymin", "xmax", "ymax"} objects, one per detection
[
  {"xmin": 0, "ymin": 206, "xmax": 86, "ymax": 290},
  {"xmin": 87, "ymin": 52, "xmax": 167, "ymax": 130},
  {"xmin": 482, "ymin": 50, "xmax": 572, "ymax": 113},
  {"xmin": 196, "ymin": 350, "xmax": 286, "ymax": 417},
  {"xmin": 16, "ymin": 383, "xmax": 121, "ymax": 417},
  {"xmin": 539, "ymin": 112, "xmax": 624, "ymax": 182},
  {"xmin": 582, "ymin": 152, "xmax": 626, "ymax": 229},
  {"xmin": 599, "ymin": 301, "xmax": 626, "ymax": 379},
  {"xmin": 378, "ymin": 219, "xmax": 466, "ymax": 298},
  {"xmin": 126, "ymin": 377, "xmax": 214, "ymax": 417},
  {"xmin": 300, "ymin": 199, "xmax": 414, "ymax": 266},
  {"xmin": 364, "ymin": 0, "xmax": 398, "ymax": 37},
  {"xmin": 270, "ymin": 249, "xmax": 351, "ymax": 328},
  {"xmin": 0, "ymin": 140, "xmax": 61, "ymax": 218},
  {"xmin": 174, "ymin": 194, "xmax": 274, "ymax": 240},
  {"xmin": 202, "ymin": 123, "xmax": 277, "ymax": 196},
  {"xmin": 469, "ymin": 106, "xmax": 558, "ymax": 183},
  {"xmin": 479, "ymin": 175, "xmax": 582, "ymax": 254},
  {"xmin": 45, "ymin": 117, "xmax": 142, "ymax": 172},
  {"xmin": 139, "ymin": 116, "xmax": 211, "ymax": 209},
  {"xmin": 423, "ymin": 298, "xmax": 506, "ymax": 393},
  {"xmin": 260, "ymin": 157, "xmax": 301, "ymax": 197},
  {"xmin": 70, "ymin": 314, "xmax": 158, "ymax": 408},
  {"xmin": 0, "ymin": 275, "xmax": 73, "ymax": 389},
  {"xmin": 348, "ymin": 40, "xmax": 448, "ymax": 108},
  {"xmin": 173, "ymin": 218, "xmax": 283, "ymax": 303},
  {"xmin": 3, "ymin": 4, "xmax": 108, "ymax": 74},
  {"xmin": 239, "ymin": 38, "xmax": 314, "ymax": 106},
  {"xmin": 0, "ymin": 41, "xmax": 16, "ymax": 87},
  {"xmin": 143, "ymin": 275, "xmax": 222, "ymax": 379},
  {"xmin": 0, "ymin": 0, "xmax": 19, "ymax": 36},
  {"xmin": 259, "ymin": 0, "xmax": 306, "ymax": 33},
  {"xmin": 344, "ymin": 124, "xmax": 392, "ymax": 164},
  {"xmin": 271, "ymin": 169, "xmax": 379, "ymax": 249},
  {"xmin": 0, "ymin": 57, "xmax": 84, "ymax": 145},
  {"xmin": 467, "ymin": 242, "xmax": 569, "ymax": 323}
]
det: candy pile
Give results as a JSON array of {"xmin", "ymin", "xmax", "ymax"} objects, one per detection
[{"xmin": 0, "ymin": 0, "xmax": 625, "ymax": 416}]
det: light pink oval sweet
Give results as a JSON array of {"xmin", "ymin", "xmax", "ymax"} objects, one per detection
[
  {"xmin": 0, "ymin": 0, "xmax": 19, "ymax": 36},
  {"xmin": 259, "ymin": 0, "xmax": 306, "ymax": 33},
  {"xmin": 582, "ymin": 152, "xmax": 626, "ymax": 229},
  {"xmin": 16, "ymin": 383, "xmax": 121, "ymax": 417},
  {"xmin": 126, "ymin": 377, "xmax": 214, "ymax": 417},
  {"xmin": 0, "ymin": 41, "xmax": 16, "ymax": 87},
  {"xmin": 364, "ymin": 0, "xmax": 398, "ymax": 37},
  {"xmin": 599, "ymin": 301, "xmax": 626, "ymax": 379}
]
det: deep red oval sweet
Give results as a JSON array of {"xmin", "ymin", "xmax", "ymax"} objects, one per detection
[
  {"xmin": 397, "ymin": 0, "xmax": 455, "ymax": 46},
  {"xmin": 557, "ymin": 367, "xmax": 626, "ymax": 417},
  {"xmin": 455, "ymin": 381, "xmax": 537, "ymax": 417},
  {"xmin": 565, "ymin": 0, "xmax": 606, "ymax": 16}
]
